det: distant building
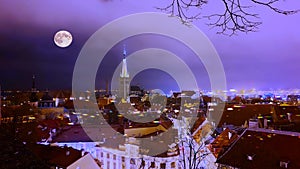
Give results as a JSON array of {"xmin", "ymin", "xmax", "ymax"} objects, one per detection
[
  {"xmin": 39, "ymin": 90, "xmax": 55, "ymax": 108},
  {"xmin": 50, "ymin": 124, "xmax": 181, "ymax": 169},
  {"xmin": 130, "ymin": 85, "xmax": 144, "ymax": 97},
  {"xmin": 97, "ymin": 138, "xmax": 180, "ymax": 169}
]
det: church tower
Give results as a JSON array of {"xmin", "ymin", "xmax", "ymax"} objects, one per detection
[
  {"xmin": 119, "ymin": 45, "xmax": 130, "ymax": 100},
  {"xmin": 29, "ymin": 75, "xmax": 39, "ymax": 107}
]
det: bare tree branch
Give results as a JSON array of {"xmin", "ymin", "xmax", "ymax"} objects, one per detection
[
  {"xmin": 156, "ymin": 0, "xmax": 208, "ymax": 24},
  {"xmin": 157, "ymin": 0, "xmax": 299, "ymax": 35}
]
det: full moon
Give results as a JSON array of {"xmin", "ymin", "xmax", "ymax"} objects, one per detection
[{"xmin": 54, "ymin": 30, "xmax": 73, "ymax": 48}]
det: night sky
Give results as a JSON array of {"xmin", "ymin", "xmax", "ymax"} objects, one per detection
[{"xmin": 0, "ymin": 0, "xmax": 300, "ymax": 92}]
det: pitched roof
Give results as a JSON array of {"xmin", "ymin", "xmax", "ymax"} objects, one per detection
[
  {"xmin": 28, "ymin": 144, "xmax": 82, "ymax": 168},
  {"xmin": 217, "ymin": 128, "xmax": 300, "ymax": 169},
  {"xmin": 52, "ymin": 125, "xmax": 121, "ymax": 143},
  {"xmin": 41, "ymin": 91, "xmax": 53, "ymax": 101},
  {"xmin": 52, "ymin": 125, "xmax": 94, "ymax": 143},
  {"xmin": 191, "ymin": 116, "xmax": 206, "ymax": 134},
  {"xmin": 217, "ymin": 104, "xmax": 275, "ymax": 127},
  {"xmin": 208, "ymin": 128, "xmax": 239, "ymax": 158}
]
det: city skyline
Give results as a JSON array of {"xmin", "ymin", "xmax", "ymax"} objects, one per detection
[{"xmin": 0, "ymin": 0, "xmax": 300, "ymax": 91}]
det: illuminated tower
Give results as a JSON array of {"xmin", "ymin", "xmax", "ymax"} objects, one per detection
[{"xmin": 119, "ymin": 46, "xmax": 130, "ymax": 100}]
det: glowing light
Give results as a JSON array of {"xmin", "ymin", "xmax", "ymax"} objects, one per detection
[
  {"xmin": 233, "ymin": 105, "xmax": 244, "ymax": 108},
  {"xmin": 229, "ymin": 89, "xmax": 237, "ymax": 92}
]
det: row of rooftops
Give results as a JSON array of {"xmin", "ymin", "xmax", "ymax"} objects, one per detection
[
  {"xmin": 0, "ymin": 123, "xmax": 100, "ymax": 169},
  {"xmin": 3, "ymin": 94, "xmax": 300, "ymax": 167}
]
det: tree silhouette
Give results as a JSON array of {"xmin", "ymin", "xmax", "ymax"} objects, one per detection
[{"xmin": 157, "ymin": 0, "xmax": 299, "ymax": 35}]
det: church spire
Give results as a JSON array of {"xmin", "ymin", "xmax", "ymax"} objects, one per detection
[
  {"xmin": 120, "ymin": 45, "xmax": 129, "ymax": 78},
  {"xmin": 32, "ymin": 75, "xmax": 36, "ymax": 92}
]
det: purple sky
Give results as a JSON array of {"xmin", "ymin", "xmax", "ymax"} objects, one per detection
[{"xmin": 0, "ymin": 0, "xmax": 300, "ymax": 92}]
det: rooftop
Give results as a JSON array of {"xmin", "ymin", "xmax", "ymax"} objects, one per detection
[
  {"xmin": 217, "ymin": 128, "xmax": 300, "ymax": 169},
  {"xmin": 209, "ymin": 128, "xmax": 239, "ymax": 158}
]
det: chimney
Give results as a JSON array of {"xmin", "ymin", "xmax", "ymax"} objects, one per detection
[
  {"xmin": 228, "ymin": 132, "xmax": 232, "ymax": 140},
  {"xmin": 80, "ymin": 149, "xmax": 85, "ymax": 156}
]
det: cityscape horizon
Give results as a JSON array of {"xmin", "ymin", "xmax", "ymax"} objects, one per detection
[{"xmin": 1, "ymin": 1, "xmax": 300, "ymax": 169}]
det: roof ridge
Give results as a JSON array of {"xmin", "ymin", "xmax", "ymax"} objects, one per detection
[
  {"xmin": 248, "ymin": 128, "xmax": 300, "ymax": 136},
  {"xmin": 216, "ymin": 128, "xmax": 248, "ymax": 162}
]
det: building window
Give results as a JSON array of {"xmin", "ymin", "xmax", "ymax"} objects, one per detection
[
  {"xmin": 101, "ymin": 152, "xmax": 103, "ymax": 157},
  {"xmin": 113, "ymin": 154, "xmax": 116, "ymax": 160},
  {"xmin": 107, "ymin": 153, "xmax": 110, "ymax": 158},
  {"xmin": 160, "ymin": 163, "xmax": 166, "ymax": 169},
  {"xmin": 122, "ymin": 157, "xmax": 125, "ymax": 162}
]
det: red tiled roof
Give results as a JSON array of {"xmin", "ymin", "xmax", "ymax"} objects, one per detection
[
  {"xmin": 28, "ymin": 144, "xmax": 82, "ymax": 168},
  {"xmin": 217, "ymin": 128, "xmax": 300, "ymax": 169},
  {"xmin": 217, "ymin": 104, "xmax": 275, "ymax": 127},
  {"xmin": 209, "ymin": 128, "xmax": 239, "ymax": 158},
  {"xmin": 191, "ymin": 116, "xmax": 206, "ymax": 134}
]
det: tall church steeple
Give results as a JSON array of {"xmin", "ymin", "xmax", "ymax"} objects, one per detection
[
  {"xmin": 119, "ymin": 45, "xmax": 130, "ymax": 100},
  {"xmin": 120, "ymin": 45, "xmax": 129, "ymax": 78}
]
